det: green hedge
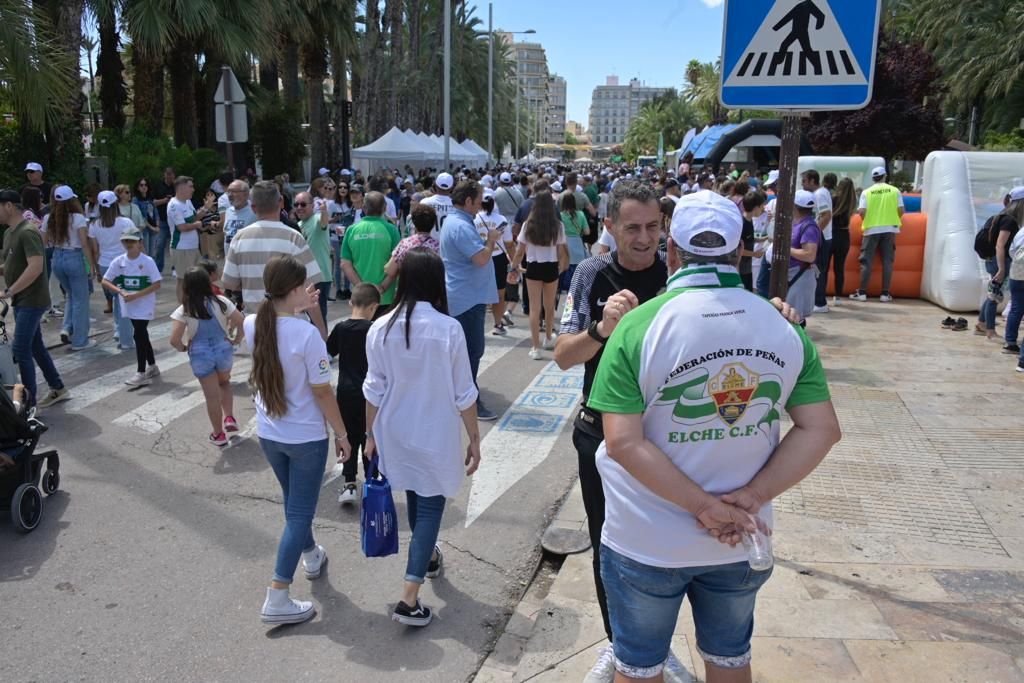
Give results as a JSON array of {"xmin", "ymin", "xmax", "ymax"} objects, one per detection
[{"xmin": 93, "ymin": 127, "xmax": 226, "ymax": 193}]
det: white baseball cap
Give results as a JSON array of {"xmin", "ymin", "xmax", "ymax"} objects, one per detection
[
  {"xmin": 483, "ymin": 187, "xmax": 496, "ymax": 200},
  {"xmin": 481, "ymin": 174, "xmax": 494, "ymax": 188},
  {"xmin": 794, "ymin": 190, "xmax": 816, "ymax": 208},
  {"xmin": 765, "ymin": 170, "xmax": 780, "ymax": 187},
  {"xmin": 53, "ymin": 185, "xmax": 77, "ymax": 201},
  {"xmin": 435, "ymin": 172, "xmax": 454, "ymax": 190},
  {"xmin": 871, "ymin": 166, "xmax": 887, "ymax": 178},
  {"xmin": 551, "ymin": 181, "xmax": 563, "ymax": 192},
  {"xmin": 340, "ymin": 168, "xmax": 353, "ymax": 176},
  {"xmin": 97, "ymin": 190, "xmax": 118, "ymax": 208},
  {"xmin": 317, "ymin": 167, "xmax": 330, "ymax": 176},
  {"xmin": 24, "ymin": 162, "xmax": 42, "ymax": 173},
  {"xmin": 499, "ymin": 171, "xmax": 513, "ymax": 184},
  {"xmin": 670, "ymin": 190, "xmax": 743, "ymax": 257},
  {"xmin": 1010, "ymin": 186, "xmax": 1024, "ymax": 201}
]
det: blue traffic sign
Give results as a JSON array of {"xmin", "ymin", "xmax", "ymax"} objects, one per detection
[{"xmin": 720, "ymin": 0, "xmax": 882, "ymax": 110}]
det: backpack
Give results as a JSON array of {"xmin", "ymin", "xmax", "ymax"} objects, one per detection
[{"xmin": 974, "ymin": 215, "xmax": 1001, "ymax": 260}]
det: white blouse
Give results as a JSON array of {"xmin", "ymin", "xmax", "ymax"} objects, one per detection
[{"xmin": 363, "ymin": 302, "xmax": 478, "ymax": 498}]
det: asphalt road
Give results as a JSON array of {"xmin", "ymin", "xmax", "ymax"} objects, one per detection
[{"xmin": 0, "ymin": 293, "xmax": 580, "ymax": 682}]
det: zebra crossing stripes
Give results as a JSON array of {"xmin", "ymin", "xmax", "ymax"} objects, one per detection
[{"xmin": 736, "ymin": 49, "xmax": 857, "ymax": 79}]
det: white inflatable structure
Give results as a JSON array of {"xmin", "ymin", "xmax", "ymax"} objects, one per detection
[
  {"xmin": 921, "ymin": 152, "xmax": 1024, "ymax": 311},
  {"xmin": 797, "ymin": 156, "xmax": 885, "ymax": 190}
]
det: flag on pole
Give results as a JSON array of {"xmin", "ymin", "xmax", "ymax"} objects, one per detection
[{"xmin": 657, "ymin": 132, "xmax": 665, "ymax": 168}]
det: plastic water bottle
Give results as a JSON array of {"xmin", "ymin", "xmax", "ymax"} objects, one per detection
[{"xmin": 740, "ymin": 514, "xmax": 773, "ymax": 571}]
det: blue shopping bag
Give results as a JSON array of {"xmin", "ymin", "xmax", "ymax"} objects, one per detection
[{"xmin": 361, "ymin": 455, "xmax": 399, "ymax": 557}]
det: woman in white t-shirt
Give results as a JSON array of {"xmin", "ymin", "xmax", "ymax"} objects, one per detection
[
  {"xmin": 508, "ymin": 191, "xmax": 568, "ymax": 359},
  {"xmin": 243, "ymin": 255, "xmax": 352, "ymax": 626},
  {"xmin": 89, "ymin": 191, "xmax": 136, "ymax": 346},
  {"xmin": 363, "ymin": 248, "xmax": 481, "ymax": 627},
  {"xmin": 474, "ymin": 188, "xmax": 516, "ymax": 336},
  {"xmin": 44, "ymin": 185, "xmax": 95, "ymax": 350}
]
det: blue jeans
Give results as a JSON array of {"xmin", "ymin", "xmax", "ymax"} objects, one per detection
[
  {"xmin": 756, "ymin": 255, "xmax": 771, "ymax": 298},
  {"xmin": 979, "ymin": 258, "xmax": 999, "ymax": 330},
  {"xmin": 51, "ymin": 247, "xmax": 90, "ymax": 348},
  {"xmin": 189, "ymin": 337, "xmax": 234, "ymax": 377},
  {"xmin": 1006, "ymin": 279, "xmax": 1024, "ymax": 354},
  {"xmin": 331, "ymin": 235, "xmax": 348, "ymax": 293},
  {"xmin": 259, "ymin": 437, "xmax": 328, "ymax": 584},
  {"xmin": 404, "ymin": 491, "xmax": 446, "ymax": 584},
  {"xmin": 11, "ymin": 305, "xmax": 63, "ymax": 405},
  {"xmin": 153, "ymin": 221, "xmax": 170, "ymax": 273},
  {"xmin": 601, "ymin": 545, "xmax": 772, "ymax": 677},
  {"xmin": 454, "ymin": 303, "xmax": 486, "ymax": 386}
]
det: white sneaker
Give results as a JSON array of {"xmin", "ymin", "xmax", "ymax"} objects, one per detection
[
  {"xmin": 338, "ymin": 482, "xmax": 358, "ymax": 506},
  {"xmin": 542, "ymin": 337, "xmax": 555, "ymax": 350},
  {"xmin": 124, "ymin": 372, "xmax": 151, "ymax": 387},
  {"xmin": 528, "ymin": 347, "xmax": 542, "ymax": 360},
  {"xmin": 503, "ymin": 311, "xmax": 515, "ymax": 327},
  {"xmin": 260, "ymin": 587, "xmax": 315, "ymax": 624},
  {"xmin": 145, "ymin": 365, "xmax": 160, "ymax": 379},
  {"xmin": 664, "ymin": 650, "xmax": 693, "ymax": 683},
  {"xmin": 849, "ymin": 292, "xmax": 867, "ymax": 302},
  {"xmin": 812, "ymin": 305, "xmax": 830, "ymax": 314},
  {"xmin": 302, "ymin": 544, "xmax": 328, "ymax": 579},
  {"xmin": 879, "ymin": 294, "xmax": 893, "ymax": 302},
  {"xmin": 832, "ymin": 296, "xmax": 841, "ymax": 307},
  {"xmin": 583, "ymin": 646, "xmax": 616, "ymax": 683}
]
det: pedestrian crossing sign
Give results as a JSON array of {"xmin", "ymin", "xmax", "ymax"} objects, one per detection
[{"xmin": 720, "ymin": 0, "xmax": 882, "ymax": 110}]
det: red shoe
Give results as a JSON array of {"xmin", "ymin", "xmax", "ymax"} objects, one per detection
[
  {"xmin": 223, "ymin": 416, "xmax": 239, "ymax": 433},
  {"xmin": 209, "ymin": 432, "xmax": 228, "ymax": 447}
]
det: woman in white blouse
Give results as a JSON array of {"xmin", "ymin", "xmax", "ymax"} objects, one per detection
[
  {"xmin": 43, "ymin": 185, "xmax": 95, "ymax": 350},
  {"xmin": 363, "ymin": 248, "xmax": 482, "ymax": 628}
]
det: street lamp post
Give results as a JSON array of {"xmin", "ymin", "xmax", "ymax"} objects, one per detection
[
  {"xmin": 443, "ymin": 0, "xmax": 451, "ymax": 170},
  {"xmin": 494, "ymin": 26, "xmax": 535, "ymax": 163}
]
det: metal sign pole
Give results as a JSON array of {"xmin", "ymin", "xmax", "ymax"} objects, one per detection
[
  {"xmin": 221, "ymin": 66, "xmax": 235, "ymax": 176},
  {"xmin": 768, "ymin": 113, "xmax": 802, "ymax": 300}
]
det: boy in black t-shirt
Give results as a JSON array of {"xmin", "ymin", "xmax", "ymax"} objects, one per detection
[{"xmin": 326, "ymin": 283, "xmax": 380, "ymax": 504}]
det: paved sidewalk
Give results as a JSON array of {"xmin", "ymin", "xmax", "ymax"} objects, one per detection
[{"xmin": 477, "ymin": 299, "xmax": 1024, "ymax": 682}]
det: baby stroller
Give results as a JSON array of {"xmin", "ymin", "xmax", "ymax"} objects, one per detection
[{"xmin": 1, "ymin": 385, "xmax": 61, "ymax": 533}]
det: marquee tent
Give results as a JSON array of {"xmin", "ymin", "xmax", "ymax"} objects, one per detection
[{"xmin": 352, "ymin": 127, "xmax": 426, "ymax": 173}]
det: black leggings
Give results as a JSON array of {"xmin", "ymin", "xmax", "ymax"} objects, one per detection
[
  {"xmin": 831, "ymin": 229, "xmax": 851, "ymax": 298},
  {"xmin": 131, "ymin": 319, "xmax": 155, "ymax": 373}
]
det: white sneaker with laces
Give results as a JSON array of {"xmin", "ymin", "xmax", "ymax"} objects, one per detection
[
  {"xmin": 528, "ymin": 348, "xmax": 542, "ymax": 360},
  {"xmin": 542, "ymin": 337, "xmax": 555, "ymax": 350},
  {"xmin": 302, "ymin": 544, "xmax": 328, "ymax": 579},
  {"xmin": 832, "ymin": 296, "xmax": 841, "ymax": 307},
  {"xmin": 338, "ymin": 483, "xmax": 358, "ymax": 506},
  {"xmin": 879, "ymin": 293, "xmax": 893, "ymax": 302},
  {"xmin": 145, "ymin": 365, "xmax": 160, "ymax": 379},
  {"xmin": 503, "ymin": 311, "xmax": 514, "ymax": 326},
  {"xmin": 583, "ymin": 646, "xmax": 616, "ymax": 683},
  {"xmin": 125, "ymin": 371, "xmax": 150, "ymax": 387},
  {"xmin": 849, "ymin": 292, "xmax": 867, "ymax": 302},
  {"xmin": 812, "ymin": 305, "xmax": 830, "ymax": 314},
  {"xmin": 260, "ymin": 587, "xmax": 315, "ymax": 624}
]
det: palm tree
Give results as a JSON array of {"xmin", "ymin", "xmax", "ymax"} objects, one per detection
[
  {"xmin": 623, "ymin": 92, "xmax": 699, "ymax": 161},
  {"xmin": 0, "ymin": 0, "xmax": 78, "ymax": 135},
  {"xmin": 684, "ymin": 59, "xmax": 728, "ymax": 125},
  {"xmin": 93, "ymin": 0, "xmax": 127, "ymax": 130}
]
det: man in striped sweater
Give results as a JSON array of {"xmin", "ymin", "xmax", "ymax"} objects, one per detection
[{"xmin": 221, "ymin": 181, "xmax": 327, "ymax": 339}]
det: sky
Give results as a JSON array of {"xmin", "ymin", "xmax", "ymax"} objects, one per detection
[{"xmin": 488, "ymin": 0, "xmax": 726, "ymax": 126}]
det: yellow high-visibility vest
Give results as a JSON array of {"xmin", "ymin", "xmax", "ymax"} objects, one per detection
[{"xmin": 862, "ymin": 182, "xmax": 902, "ymax": 234}]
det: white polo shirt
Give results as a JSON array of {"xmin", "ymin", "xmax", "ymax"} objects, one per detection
[{"xmin": 588, "ymin": 264, "xmax": 830, "ymax": 568}]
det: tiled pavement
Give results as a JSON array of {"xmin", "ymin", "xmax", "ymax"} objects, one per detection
[{"xmin": 476, "ymin": 298, "xmax": 1024, "ymax": 682}]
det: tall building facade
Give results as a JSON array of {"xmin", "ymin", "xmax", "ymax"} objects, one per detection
[
  {"xmin": 545, "ymin": 75, "xmax": 567, "ymax": 144},
  {"xmin": 498, "ymin": 35, "xmax": 550, "ymax": 153},
  {"xmin": 588, "ymin": 76, "xmax": 672, "ymax": 146}
]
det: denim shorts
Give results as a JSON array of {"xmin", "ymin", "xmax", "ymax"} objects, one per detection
[
  {"xmin": 600, "ymin": 544, "xmax": 772, "ymax": 678},
  {"xmin": 188, "ymin": 338, "xmax": 234, "ymax": 378}
]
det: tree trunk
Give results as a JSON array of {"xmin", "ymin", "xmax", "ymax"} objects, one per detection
[
  {"xmin": 44, "ymin": 0, "xmax": 84, "ymax": 173},
  {"xmin": 97, "ymin": 9, "xmax": 127, "ymax": 130},
  {"xmin": 282, "ymin": 39, "xmax": 301, "ymax": 103},
  {"xmin": 385, "ymin": 0, "xmax": 404, "ymax": 127},
  {"xmin": 358, "ymin": 0, "xmax": 381, "ymax": 140},
  {"xmin": 131, "ymin": 49, "xmax": 165, "ymax": 132},
  {"xmin": 259, "ymin": 58, "xmax": 279, "ymax": 92},
  {"xmin": 405, "ymin": 0, "xmax": 421, "ymax": 128},
  {"xmin": 331, "ymin": 47, "xmax": 348, "ymax": 170},
  {"xmin": 167, "ymin": 40, "xmax": 199, "ymax": 148},
  {"xmin": 302, "ymin": 43, "xmax": 329, "ymax": 173}
]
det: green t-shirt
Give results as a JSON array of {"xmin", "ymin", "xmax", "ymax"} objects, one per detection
[
  {"xmin": 300, "ymin": 214, "xmax": 333, "ymax": 285},
  {"xmin": 340, "ymin": 216, "xmax": 400, "ymax": 304},
  {"xmin": 584, "ymin": 184, "xmax": 600, "ymax": 209},
  {"xmin": 2, "ymin": 221, "xmax": 50, "ymax": 308}
]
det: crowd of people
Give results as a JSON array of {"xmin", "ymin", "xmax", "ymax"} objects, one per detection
[{"xmin": 22, "ymin": 151, "xmax": 1002, "ymax": 682}]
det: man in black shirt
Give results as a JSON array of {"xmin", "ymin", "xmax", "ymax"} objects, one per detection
[
  {"xmin": 152, "ymin": 167, "xmax": 176, "ymax": 273},
  {"xmin": 555, "ymin": 181, "xmax": 668, "ymax": 654},
  {"xmin": 21, "ymin": 162, "xmax": 52, "ymax": 208}
]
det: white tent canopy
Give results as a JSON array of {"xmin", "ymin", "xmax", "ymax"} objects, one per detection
[
  {"xmin": 461, "ymin": 139, "xmax": 489, "ymax": 165},
  {"xmin": 352, "ymin": 126, "xmax": 426, "ymax": 173}
]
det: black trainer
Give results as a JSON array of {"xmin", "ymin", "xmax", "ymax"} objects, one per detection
[
  {"xmin": 392, "ymin": 599, "xmax": 432, "ymax": 627},
  {"xmin": 1003, "ymin": 343, "xmax": 1021, "ymax": 355},
  {"xmin": 426, "ymin": 545, "xmax": 443, "ymax": 579}
]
